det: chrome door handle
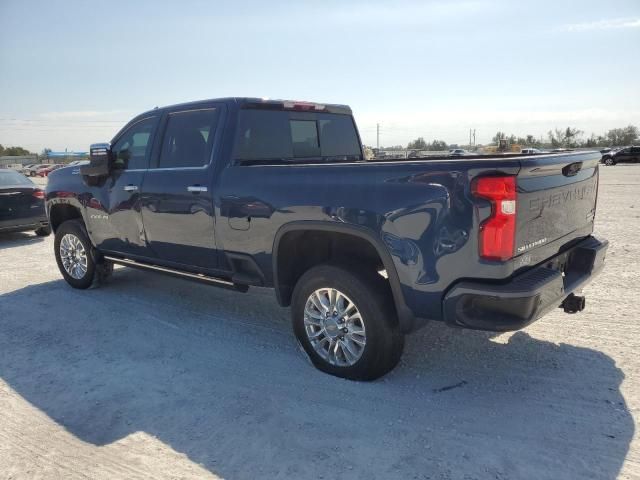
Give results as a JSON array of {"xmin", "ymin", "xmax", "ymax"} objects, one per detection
[
  {"xmin": 187, "ymin": 185, "xmax": 208, "ymax": 193},
  {"xmin": 123, "ymin": 185, "xmax": 138, "ymax": 192}
]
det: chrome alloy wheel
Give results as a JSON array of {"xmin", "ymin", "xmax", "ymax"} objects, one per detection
[
  {"xmin": 59, "ymin": 233, "xmax": 88, "ymax": 280},
  {"xmin": 303, "ymin": 288, "xmax": 366, "ymax": 367}
]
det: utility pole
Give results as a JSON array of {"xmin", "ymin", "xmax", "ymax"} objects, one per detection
[
  {"xmin": 376, "ymin": 123, "xmax": 380, "ymax": 150},
  {"xmin": 473, "ymin": 129, "xmax": 476, "ymax": 148},
  {"xmin": 469, "ymin": 129, "xmax": 472, "ymax": 148}
]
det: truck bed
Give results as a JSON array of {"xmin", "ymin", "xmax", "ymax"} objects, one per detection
[{"xmin": 219, "ymin": 150, "xmax": 601, "ymax": 329}]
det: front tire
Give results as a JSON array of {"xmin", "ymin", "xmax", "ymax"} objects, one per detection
[
  {"xmin": 291, "ymin": 264, "xmax": 404, "ymax": 381},
  {"xmin": 54, "ymin": 220, "xmax": 96, "ymax": 289},
  {"xmin": 604, "ymin": 157, "xmax": 615, "ymax": 166}
]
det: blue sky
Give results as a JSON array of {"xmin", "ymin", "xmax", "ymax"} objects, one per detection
[{"xmin": 1, "ymin": 0, "xmax": 639, "ymax": 152}]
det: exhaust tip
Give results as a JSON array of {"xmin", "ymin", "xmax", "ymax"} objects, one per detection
[{"xmin": 562, "ymin": 294, "xmax": 586, "ymax": 314}]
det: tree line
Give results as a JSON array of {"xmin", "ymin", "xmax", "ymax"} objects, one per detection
[
  {"xmin": 405, "ymin": 124, "xmax": 638, "ymax": 151},
  {"xmin": 493, "ymin": 125, "xmax": 638, "ymax": 149},
  {"xmin": 406, "ymin": 138, "xmax": 449, "ymax": 151},
  {"xmin": 0, "ymin": 144, "xmax": 32, "ymax": 156}
]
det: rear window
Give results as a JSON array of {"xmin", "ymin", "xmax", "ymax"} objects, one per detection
[
  {"xmin": 0, "ymin": 170, "xmax": 33, "ymax": 186},
  {"xmin": 290, "ymin": 120, "xmax": 320, "ymax": 157},
  {"xmin": 234, "ymin": 110, "xmax": 361, "ymax": 162},
  {"xmin": 318, "ymin": 115, "xmax": 361, "ymax": 157}
]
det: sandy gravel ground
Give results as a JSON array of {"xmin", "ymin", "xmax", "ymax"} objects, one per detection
[{"xmin": 0, "ymin": 166, "xmax": 638, "ymax": 480}]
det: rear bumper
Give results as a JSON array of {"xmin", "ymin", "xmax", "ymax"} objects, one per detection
[
  {"xmin": 443, "ymin": 236, "xmax": 608, "ymax": 331},
  {"xmin": 0, "ymin": 215, "xmax": 48, "ymax": 233}
]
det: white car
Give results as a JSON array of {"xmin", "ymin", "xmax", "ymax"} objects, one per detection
[{"xmin": 24, "ymin": 164, "xmax": 50, "ymax": 176}]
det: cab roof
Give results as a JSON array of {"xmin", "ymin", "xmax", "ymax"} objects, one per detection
[{"xmin": 139, "ymin": 97, "xmax": 353, "ymax": 118}]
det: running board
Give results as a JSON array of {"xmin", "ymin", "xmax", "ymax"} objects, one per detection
[{"xmin": 103, "ymin": 256, "xmax": 249, "ymax": 292}]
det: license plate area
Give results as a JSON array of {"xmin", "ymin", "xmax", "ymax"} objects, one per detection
[
  {"xmin": 543, "ymin": 237, "xmax": 607, "ymax": 290},
  {"xmin": 544, "ymin": 251, "xmax": 570, "ymax": 276}
]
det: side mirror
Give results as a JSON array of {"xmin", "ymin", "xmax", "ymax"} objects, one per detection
[{"xmin": 80, "ymin": 143, "xmax": 111, "ymax": 177}]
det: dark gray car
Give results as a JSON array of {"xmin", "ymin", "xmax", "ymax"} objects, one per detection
[
  {"xmin": 601, "ymin": 146, "xmax": 640, "ymax": 165},
  {"xmin": 0, "ymin": 170, "xmax": 50, "ymax": 235}
]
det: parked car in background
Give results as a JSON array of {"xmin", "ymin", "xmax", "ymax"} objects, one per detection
[
  {"xmin": 37, "ymin": 164, "xmax": 64, "ymax": 177},
  {"xmin": 601, "ymin": 146, "xmax": 640, "ymax": 165},
  {"xmin": 20, "ymin": 164, "xmax": 37, "ymax": 175},
  {"xmin": 0, "ymin": 169, "xmax": 50, "ymax": 236},
  {"xmin": 520, "ymin": 148, "xmax": 543, "ymax": 154},
  {"xmin": 35, "ymin": 165, "xmax": 50, "ymax": 176},
  {"xmin": 65, "ymin": 160, "xmax": 89, "ymax": 167},
  {"xmin": 24, "ymin": 164, "xmax": 50, "ymax": 176}
]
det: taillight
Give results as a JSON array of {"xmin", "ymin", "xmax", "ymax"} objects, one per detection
[
  {"xmin": 32, "ymin": 189, "xmax": 45, "ymax": 199},
  {"xmin": 472, "ymin": 176, "xmax": 517, "ymax": 261}
]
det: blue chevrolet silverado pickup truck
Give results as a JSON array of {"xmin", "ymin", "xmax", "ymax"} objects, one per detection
[{"xmin": 45, "ymin": 97, "xmax": 608, "ymax": 380}]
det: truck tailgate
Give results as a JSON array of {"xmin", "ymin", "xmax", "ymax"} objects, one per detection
[{"xmin": 515, "ymin": 152, "xmax": 600, "ymax": 263}]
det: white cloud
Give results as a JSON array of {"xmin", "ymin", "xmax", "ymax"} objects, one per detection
[{"xmin": 560, "ymin": 17, "xmax": 640, "ymax": 32}]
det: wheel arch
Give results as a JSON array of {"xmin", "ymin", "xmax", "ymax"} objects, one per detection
[
  {"xmin": 272, "ymin": 221, "xmax": 416, "ymax": 332},
  {"xmin": 48, "ymin": 202, "xmax": 84, "ymax": 233}
]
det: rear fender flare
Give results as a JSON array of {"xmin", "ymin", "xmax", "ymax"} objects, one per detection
[{"xmin": 272, "ymin": 221, "xmax": 417, "ymax": 332}]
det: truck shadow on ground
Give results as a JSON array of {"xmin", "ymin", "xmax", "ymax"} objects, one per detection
[
  {"xmin": 0, "ymin": 269, "xmax": 634, "ymax": 479},
  {"xmin": 0, "ymin": 231, "xmax": 46, "ymax": 250}
]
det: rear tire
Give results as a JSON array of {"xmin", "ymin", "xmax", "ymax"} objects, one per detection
[
  {"xmin": 291, "ymin": 264, "xmax": 404, "ymax": 381},
  {"xmin": 54, "ymin": 219, "xmax": 96, "ymax": 289}
]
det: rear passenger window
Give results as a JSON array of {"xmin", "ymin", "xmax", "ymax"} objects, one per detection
[{"xmin": 158, "ymin": 109, "xmax": 219, "ymax": 168}]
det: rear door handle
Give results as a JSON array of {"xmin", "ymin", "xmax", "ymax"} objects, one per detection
[
  {"xmin": 187, "ymin": 185, "xmax": 208, "ymax": 193},
  {"xmin": 123, "ymin": 185, "xmax": 138, "ymax": 192}
]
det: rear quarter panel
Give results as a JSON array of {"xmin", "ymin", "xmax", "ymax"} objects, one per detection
[{"xmin": 215, "ymin": 158, "xmax": 521, "ymax": 322}]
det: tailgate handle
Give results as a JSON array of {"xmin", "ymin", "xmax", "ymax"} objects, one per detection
[{"xmin": 562, "ymin": 162, "xmax": 582, "ymax": 177}]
